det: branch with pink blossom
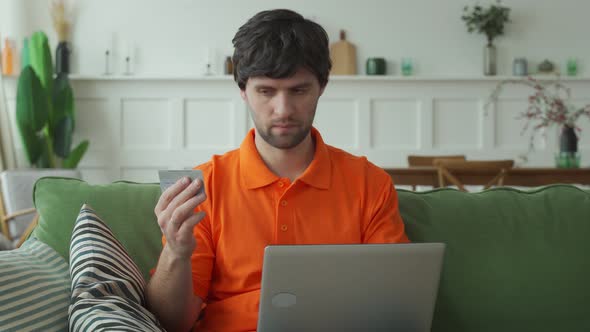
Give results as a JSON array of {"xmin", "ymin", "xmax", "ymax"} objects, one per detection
[{"xmin": 485, "ymin": 76, "xmax": 590, "ymax": 163}]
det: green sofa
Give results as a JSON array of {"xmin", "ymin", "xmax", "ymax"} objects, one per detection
[{"xmin": 7, "ymin": 177, "xmax": 590, "ymax": 331}]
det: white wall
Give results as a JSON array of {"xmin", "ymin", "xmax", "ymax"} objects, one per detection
[
  {"xmin": 1, "ymin": 0, "xmax": 589, "ymax": 77},
  {"xmin": 2, "ymin": 0, "xmax": 590, "ymax": 184},
  {"xmin": 3, "ymin": 76, "xmax": 590, "ymax": 184}
]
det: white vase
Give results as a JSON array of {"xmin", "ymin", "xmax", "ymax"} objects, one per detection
[{"xmin": 484, "ymin": 44, "xmax": 497, "ymax": 76}]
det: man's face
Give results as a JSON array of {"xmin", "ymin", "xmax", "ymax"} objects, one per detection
[{"xmin": 240, "ymin": 67, "xmax": 325, "ymax": 150}]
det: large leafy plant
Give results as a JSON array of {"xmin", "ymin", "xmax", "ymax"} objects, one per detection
[
  {"xmin": 16, "ymin": 31, "xmax": 88, "ymax": 168},
  {"xmin": 462, "ymin": 1, "xmax": 511, "ymax": 45}
]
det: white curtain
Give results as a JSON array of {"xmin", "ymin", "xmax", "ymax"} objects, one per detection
[
  {"xmin": 1, "ymin": 0, "xmax": 29, "ymax": 171},
  {"xmin": 0, "ymin": 72, "xmax": 16, "ymax": 171}
]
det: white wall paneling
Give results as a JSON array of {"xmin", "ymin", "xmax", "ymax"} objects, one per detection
[
  {"xmin": 314, "ymin": 99, "xmax": 359, "ymax": 150},
  {"xmin": 370, "ymin": 99, "xmax": 420, "ymax": 150},
  {"xmin": 433, "ymin": 98, "xmax": 481, "ymax": 150},
  {"xmin": 3, "ymin": 76, "xmax": 590, "ymax": 184}
]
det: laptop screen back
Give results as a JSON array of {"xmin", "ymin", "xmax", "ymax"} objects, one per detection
[{"xmin": 257, "ymin": 243, "xmax": 445, "ymax": 332}]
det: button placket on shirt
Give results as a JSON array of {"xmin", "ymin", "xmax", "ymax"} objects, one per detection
[{"xmin": 275, "ymin": 179, "xmax": 292, "ymax": 243}]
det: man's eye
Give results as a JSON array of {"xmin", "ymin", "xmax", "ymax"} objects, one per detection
[{"xmin": 293, "ymin": 89, "xmax": 307, "ymax": 94}]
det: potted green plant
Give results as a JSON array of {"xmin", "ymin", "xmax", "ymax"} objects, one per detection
[
  {"xmin": 16, "ymin": 31, "xmax": 88, "ymax": 168},
  {"xmin": 462, "ymin": 1, "xmax": 511, "ymax": 76}
]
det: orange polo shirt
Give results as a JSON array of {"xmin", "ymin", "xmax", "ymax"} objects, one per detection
[{"xmin": 164, "ymin": 127, "xmax": 409, "ymax": 332}]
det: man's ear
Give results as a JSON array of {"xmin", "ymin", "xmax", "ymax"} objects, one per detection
[
  {"xmin": 240, "ymin": 89, "xmax": 247, "ymax": 101},
  {"xmin": 319, "ymin": 85, "xmax": 326, "ymax": 97}
]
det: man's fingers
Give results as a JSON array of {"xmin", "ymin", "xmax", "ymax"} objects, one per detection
[
  {"xmin": 167, "ymin": 179, "xmax": 204, "ymax": 214},
  {"xmin": 165, "ymin": 217, "xmax": 179, "ymax": 235},
  {"xmin": 156, "ymin": 178, "xmax": 206, "ymax": 233},
  {"xmin": 155, "ymin": 177, "xmax": 191, "ymax": 213},
  {"xmin": 170, "ymin": 193, "xmax": 204, "ymax": 225},
  {"xmin": 167, "ymin": 205, "xmax": 205, "ymax": 235},
  {"xmin": 177, "ymin": 211, "xmax": 206, "ymax": 238}
]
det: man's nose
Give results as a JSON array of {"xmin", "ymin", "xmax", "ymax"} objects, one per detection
[{"xmin": 272, "ymin": 92, "xmax": 295, "ymax": 116}]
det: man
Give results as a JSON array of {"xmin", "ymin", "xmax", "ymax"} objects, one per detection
[{"xmin": 146, "ymin": 9, "xmax": 409, "ymax": 332}]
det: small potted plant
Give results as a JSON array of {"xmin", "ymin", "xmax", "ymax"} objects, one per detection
[
  {"xmin": 486, "ymin": 76, "xmax": 590, "ymax": 168},
  {"xmin": 462, "ymin": 1, "xmax": 511, "ymax": 76}
]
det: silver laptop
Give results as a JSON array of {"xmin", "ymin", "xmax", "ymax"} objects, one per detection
[{"xmin": 257, "ymin": 243, "xmax": 445, "ymax": 332}]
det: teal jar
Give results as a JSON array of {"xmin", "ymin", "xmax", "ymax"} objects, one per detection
[{"xmin": 366, "ymin": 58, "xmax": 386, "ymax": 75}]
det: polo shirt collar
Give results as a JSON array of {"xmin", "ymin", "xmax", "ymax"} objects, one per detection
[{"xmin": 239, "ymin": 127, "xmax": 332, "ymax": 190}]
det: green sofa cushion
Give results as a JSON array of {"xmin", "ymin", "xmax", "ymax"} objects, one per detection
[
  {"xmin": 32, "ymin": 177, "xmax": 162, "ymax": 280},
  {"xmin": 398, "ymin": 185, "xmax": 590, "ymax": 332}
]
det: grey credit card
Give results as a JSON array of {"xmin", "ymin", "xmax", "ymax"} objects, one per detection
[{"xmin": 158, "ymin": 169, "xmax": 205, "ymax": 196}]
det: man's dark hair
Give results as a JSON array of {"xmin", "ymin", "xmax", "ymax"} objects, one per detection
[{"xmin": 232, "ymin": 9, "xmax": 331, "ymax": 90}]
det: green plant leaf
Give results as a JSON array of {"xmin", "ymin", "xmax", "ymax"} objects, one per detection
[
  {"xmin": 29, "ymin": 31, "xmax": 54, "ymax": 96},
  {"xmin": 461, "ymin": 2, "xmax": 510, "ymax": 44},
  {"xmin": 63, "ymin": 140, "xmax": 89, "ymax": 169},
  {"xmin": 20, "ymin": 129, "xmax": 44, "ymax": 166},
  {"xmin": 16, "ymin": 66, "xmax": 50, "ymax": 165},
  {"xmin": 53, "ymin": 115, "xmax": 73, "ymax": 158},
  {"xmin": 35, "ymin": 135, "xmax": 52, "ymax": 168},
  {"xmin": 21, "ymin": 37, "xmax": 30, "ymax": 70}
]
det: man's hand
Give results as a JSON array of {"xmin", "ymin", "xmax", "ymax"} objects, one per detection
[
  {"xmin": 154, "ymin": 176, "xmax": 207, "ymax": 259},
  {"xmin": 149, "ymin": 176, "xmax": 206, "ymax": 331}
]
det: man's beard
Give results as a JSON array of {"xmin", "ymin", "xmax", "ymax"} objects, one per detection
[{"xmin": 256, "ymin": 121, "xmax": 312, "ymax": 149}]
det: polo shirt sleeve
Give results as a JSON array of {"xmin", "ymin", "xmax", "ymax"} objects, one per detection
[
  {"xmin": 190, "ymin": 209, "xmax": 215, "ymax": 301},
  {"xmin": 362, "ymin": 170, "xmax": 410, "ymax": 244}
]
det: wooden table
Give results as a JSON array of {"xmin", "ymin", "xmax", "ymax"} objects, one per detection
[{"xmin": 384, "ymin": 167, "xmax": 590, "ymax": 187}]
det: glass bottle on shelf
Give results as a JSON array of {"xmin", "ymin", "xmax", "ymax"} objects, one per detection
[
  {"xmin": 224, "ymin": 56, "xmax": 233, "ymax": 75},
  {"xmin": 484, "ymin": 44, "xmax": 497, "ymax": 76},
  {"xmin": 566, "ymin": 58, "xmax": 578, "ymax": 76},
  {"xmin": 401, "ymin": 57, "xmax": 413, "ymax": 76},
  {"xmin": 2, "ymin": 38, "xmax": 14, "ymax": 76}
]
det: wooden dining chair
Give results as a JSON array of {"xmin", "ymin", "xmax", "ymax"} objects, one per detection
[
  {"xmin": 433, "ymin": 159, "xmax": 515, "ymax": 192},
  {"xmin": 406, "ymin": 155, "xmax": 467, "ymax": 190},
  {"xmin": 407, "ymin": 155, "xmax": 467, "ymax": 167}
]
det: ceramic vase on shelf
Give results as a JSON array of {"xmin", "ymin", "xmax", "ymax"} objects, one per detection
[
  {"xmin": 483, "ymin": 43, "xmax": 497, "ymax": 76},
  {"xmin": 555, "ymin": 124, "xmax": 580, "ymax": 168},
  {"xmin": 366, "ymin": 57, "xmax": 386, "ymax": 75},
  {"xmin": 55, "ymin": 41, "xmax": 70, "ymax": 74}
]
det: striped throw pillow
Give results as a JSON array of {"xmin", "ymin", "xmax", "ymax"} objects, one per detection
[
  {"xmin": 0, "ymin": 238, "xmax": 70, "ymax": 332},
  {"xmin": 69, "ymin": 204, "xmax": 165, "ymax": 331}
]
